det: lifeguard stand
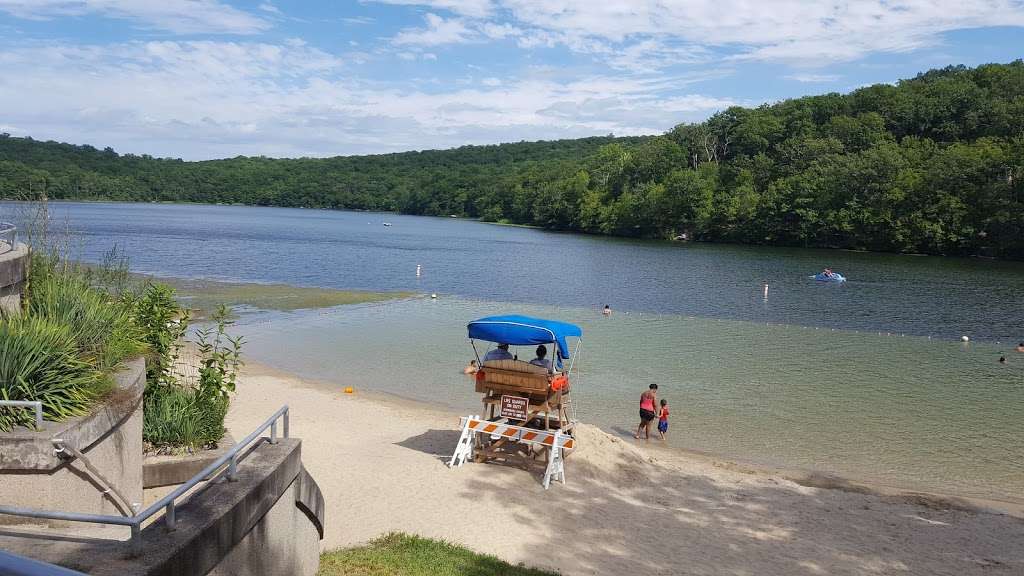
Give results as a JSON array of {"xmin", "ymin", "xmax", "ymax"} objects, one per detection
[{"xmin": 449, "ymin": 315, "xmax": 582, "ymax": 488}]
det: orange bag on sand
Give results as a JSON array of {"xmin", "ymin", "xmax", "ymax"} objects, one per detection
[{"xmin": 550, "ymin": 375, "xmax": 569, "ymax": 392}]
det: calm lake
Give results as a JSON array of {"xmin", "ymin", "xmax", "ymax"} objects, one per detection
[{"xmin": 7, "ymin": 202, "xmax": 1024, "ymax": 502}]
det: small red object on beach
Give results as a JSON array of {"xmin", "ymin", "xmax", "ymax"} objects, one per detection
[{"xmin": 475, "ymin": 370, "xmax": 486, "ymax": 384}]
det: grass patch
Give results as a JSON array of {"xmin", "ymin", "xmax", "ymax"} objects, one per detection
[
  {"xmin": 318, "ymin": 533, "xmax": 559, "ymax": 576},
  {"xmin": 148, "ymin": 276, "xmax": 411, "ymax": 314}
]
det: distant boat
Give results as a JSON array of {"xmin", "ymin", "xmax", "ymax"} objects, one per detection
[
  {"xmin": 811, "ymin": 272, "xmax": 846, "ymax": 282},
  {"xmin": 383, "ymin": 222, "xmax": 392, "ymax": 227}
]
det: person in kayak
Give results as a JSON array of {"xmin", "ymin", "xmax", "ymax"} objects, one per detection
[{"xmin": 822, "ymin": 267, "xmax": 834, "ymax": 278}]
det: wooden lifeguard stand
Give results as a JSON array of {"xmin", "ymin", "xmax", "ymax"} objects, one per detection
[{"xmin": 449, "ymin": 315, "xmax": 582, "ymax": 487}]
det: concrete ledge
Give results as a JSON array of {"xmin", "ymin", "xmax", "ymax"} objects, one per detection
[
  {"xmin": 143, "ymin": 435, "xmax": 236, "ymax": 489},
  {"xmin": 0, "ymin": 438, "xmax": 305, "ymax": 573},
  {"xmin": 0, "ymin": 241, "xmax": 27, "ymax": 286},
  {"xmin": 0, "ymin": 357, "xmax": 145, "ymax": 470},
  {"xmin": 0, "ymin": 357, "xmax": 145, "ymax": 521},
  {"xmin": 0, "ymin": 242, "xmax": 28, "ymax": 315}
]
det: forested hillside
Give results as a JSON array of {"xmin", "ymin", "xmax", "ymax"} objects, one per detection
[{"xmin": 2, "ymin": 61, "xmax": 1023, "ymax": 258}]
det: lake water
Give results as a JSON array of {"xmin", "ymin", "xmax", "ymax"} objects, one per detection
[{"xmin": 7, "ymin": 202, "xmax": 1024, "ymax": 502}]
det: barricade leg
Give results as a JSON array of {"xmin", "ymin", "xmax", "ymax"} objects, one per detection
[
  {"xmin": 448, "ymin": 417, "xmax": 474, "ymax": 468},
  {"xmin": 543, "ymin": 434, "xmax": 565, "ymax": 489}
]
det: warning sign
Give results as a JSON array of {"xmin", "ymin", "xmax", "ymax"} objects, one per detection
[{"xmin": 500, "ymin": 395, "xmax": 529, "ymax": 421}]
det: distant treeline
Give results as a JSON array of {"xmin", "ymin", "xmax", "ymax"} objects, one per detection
[{"xmin": 2, "ymin": 61, "xmax": 1023, "ymax": 258}]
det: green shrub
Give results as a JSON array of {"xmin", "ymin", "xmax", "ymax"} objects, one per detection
[
  {"xmin": 0, "ymin": 316, "xmax": 106, "ymax": 431},
  {"xmin": 143, "ymin": 305, "xmax": 241, "ymax": 450}
]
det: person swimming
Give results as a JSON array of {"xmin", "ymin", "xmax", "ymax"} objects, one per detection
[
  {"xmin": 602, "ymin": 304, "xmax": 611, "ymax": 316},
  {"xmin": 1016, "ymin": 342, "xmax": 1024, "ymax": 353},
  {"xmin": 463, "ymin": 359, "xmax": 478, "ymax": 374}
]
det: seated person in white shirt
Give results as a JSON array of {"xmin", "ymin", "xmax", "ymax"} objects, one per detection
[
  {"xmin": 529, "ymin": 344, "xmax": 552, "ymax": 370},
  {"xmin": 483, "ymin": 343, "xmax": 513, "ymax": 362}
]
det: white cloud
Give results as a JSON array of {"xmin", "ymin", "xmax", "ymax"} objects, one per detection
[
  {"xmin": 0, "ymin": 39, "xmax": 734, "ymax": 159},
  {"xmin": 786, "ymin": 73, "xmax": 841, "ymax": 83},
  {"xmin": 480, "ymin": 21, "xmax": 521, "ymax": 39},
  {"xmin": 392, "ymin": 13, "xmax": 476, "ymax": 45},
  {"xmin": 258, "ymin": 2, "xmax": 280, "ymax": 14},
  {"xmin": 367, "ymin": 0, "xmax": 493, "ymax": 18},
  {"xmin": 0, "ymin": 0, "xmax": 270, "ymax": 34},
  {"xmin": 370, "ymin": 0, "xmax": 1024, "ymax": 65}
]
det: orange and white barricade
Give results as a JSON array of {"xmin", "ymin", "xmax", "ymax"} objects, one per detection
[{"xmin": 448, "ymin": 416, "xmax": 572, "ymax": 489}]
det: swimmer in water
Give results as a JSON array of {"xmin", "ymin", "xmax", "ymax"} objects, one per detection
[
  {"xmin": 999, "ymin": 356, "xmax": 1007, "ymax": 365},
  {"xmin": 602, "ymin": 304, "xmax": 611, "ymax": 316},
  {"xmin": 464, "ymin": 359, "xmax": 478, "ymax": 374},
  {"xmin": 1016, "ymin": 342, "xmax": 1024, "ymax": 353}
]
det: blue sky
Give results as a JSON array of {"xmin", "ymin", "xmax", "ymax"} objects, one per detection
[{"xmin": 1, "ymin": 1, "xmax": 1022, "ymax": 160}]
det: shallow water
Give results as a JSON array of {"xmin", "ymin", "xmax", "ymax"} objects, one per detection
[
  {"xmin": 233, "ymin": 297, "xmax": 1024, "ymax": 503},
  {"xmin": 7, "ymin": 201, "xmax": 1023, "ymax": 501}
]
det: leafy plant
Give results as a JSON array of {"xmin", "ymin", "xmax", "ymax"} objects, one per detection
[
  {"xmin": 142, "ymin": 304, "xmax": 241, "ymax": 450},
  {"xmin": 194, "ymin": 305, "xmax": 243, "ymax": 399},
  {"xmin": 134, "ymin": 282, "xmax": 190, "ymax": 389}
]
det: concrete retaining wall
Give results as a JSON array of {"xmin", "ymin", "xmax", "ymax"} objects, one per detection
[
  {"xmin": 0, "ymin": 357, "xmax": 145, "ymax": 521},
  {"xmin": 0, "ymin": 241, "xmax": 27, "ymax": 315},
  {"xmin": 0, "ymin": 437, "xmax": 325, "ymax": 576}
]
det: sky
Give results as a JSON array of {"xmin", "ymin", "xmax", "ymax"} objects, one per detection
[{"xmin": 1, "ymin": 1, "xmax": 1023, "ymax": 160}]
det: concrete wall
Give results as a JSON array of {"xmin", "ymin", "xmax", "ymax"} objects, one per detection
[
  {"xmin": 0, "ymin": 437, "xmax": 325, "ymax": 576},
  {"xmin": 0, "ymin": 357, "xmax": 145, "ymax": 521},
  {"xmin": 209, "ymin": 471, "xmax": 321, "ymax": 576},
  {"xmin": 0, "ymin": 241, "xmax": 28, "ymax": 314}
]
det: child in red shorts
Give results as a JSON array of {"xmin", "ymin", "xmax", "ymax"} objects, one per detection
[{"xmin": 657, "ymin": 399, "xmax": 669, "ymax": 440}]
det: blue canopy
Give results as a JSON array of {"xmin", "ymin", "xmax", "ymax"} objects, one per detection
[{"xmin": 467, "ymin": 315, "xmax": 582, "ymax": 360}]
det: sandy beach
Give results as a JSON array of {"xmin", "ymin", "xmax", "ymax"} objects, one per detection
[{"xmin": 226, "ymin": 361, "xmax": 1024, "ymax": 576}]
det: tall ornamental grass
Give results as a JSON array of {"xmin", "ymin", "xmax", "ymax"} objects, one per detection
[
  {"xmin": 25, "ymin": 253, "xmax": 144, "ymax": 372},
  {"xmin": 0, "ymin": 252, "xmax": 145, "ymax": 432},
  {"xmin": 0, "ymin": 316, "xmax": 106, "ymax": 431}
]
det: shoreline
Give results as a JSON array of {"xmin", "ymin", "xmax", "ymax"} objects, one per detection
[{"xmin": 242, "ymin": 356, "xmax": 1024, "ymax": 520}]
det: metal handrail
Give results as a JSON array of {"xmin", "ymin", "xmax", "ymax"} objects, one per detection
[
  {"xmin": 0, "ymin": 222, "xmax": 16, "ymax": 254},
  {"xmin": 0, "ymin": 400, "xmax": 44, "ymax": 429},
  {"xmin": 0, "ymin": 405, "xmax": 289, "ymax": 557}
]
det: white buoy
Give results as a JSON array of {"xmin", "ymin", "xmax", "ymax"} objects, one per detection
[
  {"xmin": 416, "ymin": 264, "xmax": 421, "ymax": 277},
  {"xmin": 430, "ymin": 293, "xmax": 437, "ymax": 299},
  {"xmin": 961, "ymin": 335, "xmax": 969, "ymax": 342}
]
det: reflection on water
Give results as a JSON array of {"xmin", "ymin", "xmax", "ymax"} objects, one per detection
[{"xmin": 234, "ymin": 297, "xmax": 1024, "ymax": 503}]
